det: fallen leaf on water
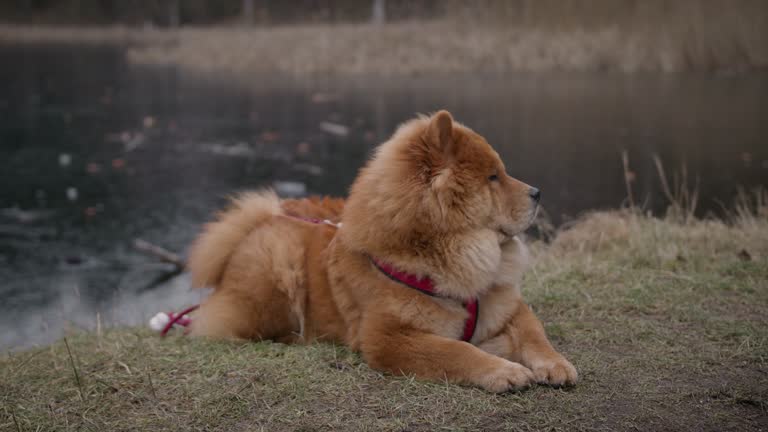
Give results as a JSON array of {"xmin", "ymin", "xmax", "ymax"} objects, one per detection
[
  {"xmin": 261, "ymin": 131, "xmax": 280, "ymax": 142},
  {"xmin": 319, "ymin": 121, "xmax": 349, "ymax": 137},
  {"xmin": 86, "ymin": 163, "xmax": 102, "ymax": 174},
  {"xmin": 296, "ymin": 142, "xmax": 311, "ymax": 155}
]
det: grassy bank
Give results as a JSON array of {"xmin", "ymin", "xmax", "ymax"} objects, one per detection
[
  {"xmin": 2, "ymin": 208, "xmax": 767, "ymax": 431},
  {"xmin": 1, "ymin": 1, "xmax": 767, "ymax": 77}
]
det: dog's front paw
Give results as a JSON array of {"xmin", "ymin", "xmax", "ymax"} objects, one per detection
[
  {"xmin": 530, "ymin": 354, "xmax": 578, "ymax": 387},
  {"xmin": 480, "ymin": 360, "xmax": 535, "ymax": 393}
]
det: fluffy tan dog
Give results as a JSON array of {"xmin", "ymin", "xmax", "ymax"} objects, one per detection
[{"xmin": 188, "ymin": 111, "xmax": 577, "ymax": 392}]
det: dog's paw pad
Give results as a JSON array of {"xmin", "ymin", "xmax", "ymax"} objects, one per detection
[
  {"xmin": 531, "ymin": 356, "xmax": 578, "ymax": 387},
  {"xmin": 481, "ymin": 361, "xmax": 535, "ymax": 393}
]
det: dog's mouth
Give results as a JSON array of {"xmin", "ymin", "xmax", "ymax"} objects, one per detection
[
  {"xmin": 498, "ymin": 204, "xmax": 539, "ymax": 238},
  {"xmin": 527, "ymin": 203, "xmax": 540, "ymax": 227}
]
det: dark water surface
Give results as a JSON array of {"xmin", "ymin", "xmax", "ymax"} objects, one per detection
[{"xmin": 1, "ymin": 43, "xmax": 766, "ymax": 349}]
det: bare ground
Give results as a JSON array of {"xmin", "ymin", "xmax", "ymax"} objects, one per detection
[{"xmin": 2, "ymin": 209, "xmax": 767, "ymax": 431}]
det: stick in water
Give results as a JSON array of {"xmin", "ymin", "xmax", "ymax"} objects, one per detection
[{"xmin": 133, "ymin": 238, "xmax": 186, "ymax": 269}]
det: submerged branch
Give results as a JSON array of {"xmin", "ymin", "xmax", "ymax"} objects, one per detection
[{"xmin": 133, "ymin": 238, "xmax": 186, "ymax": 269}]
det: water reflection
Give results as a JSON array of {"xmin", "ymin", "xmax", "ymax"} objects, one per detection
[{"xmin": 0, "ymin": 43, "xmax": 766, "ymax": 349}]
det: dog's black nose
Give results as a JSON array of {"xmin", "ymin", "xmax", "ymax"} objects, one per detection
[{"xmin": 529, "ymin": 187, "xmax": 541, "ymax": 202}]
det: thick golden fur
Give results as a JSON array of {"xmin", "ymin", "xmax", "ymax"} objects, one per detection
[{"xmin": 188, "ymin": 111, "xmax": 577, "ymax": 392}]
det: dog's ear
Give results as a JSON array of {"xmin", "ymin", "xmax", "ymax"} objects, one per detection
[
  {"xmin": 423, "ymin": 111, "xmax": 462, "ymax": 212},
  {"xmin": 425, "ymin": 110, "xmax": 455, "ymax": 157}
]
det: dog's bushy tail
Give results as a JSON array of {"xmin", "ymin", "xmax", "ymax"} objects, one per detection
[{"xmin": 188, "ymin": 190, "xmax": 282, "ymax": 289}]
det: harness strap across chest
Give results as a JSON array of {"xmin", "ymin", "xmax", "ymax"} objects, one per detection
[
  {"xmin": 370, "ymin": 257, "xmax": 479, "ymax": 343},
  {"xmin": 286, "ymin": 213, "xmax": 479, "ymax": 343}
]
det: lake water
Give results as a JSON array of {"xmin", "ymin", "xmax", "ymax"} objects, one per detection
[{"xmin": 1, "ymin": 43, "xmax": 766, "ymax": 349}]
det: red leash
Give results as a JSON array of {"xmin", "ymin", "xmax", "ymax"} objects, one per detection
[
  {"xmin": 152, "ymin": 215, "xmax": 338, "ymax": 337},
  {"xmin": 153, "ymin": 215, "xmax": 479, "ymax": 343},
  {"xmin": 155, "ymin": 304, "xmax": 199, "ymax": 337}
]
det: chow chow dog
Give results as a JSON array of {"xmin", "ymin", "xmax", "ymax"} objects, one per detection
[{"xmin": 188, "ymin": 111, "xmax": 577, "ymax": 392}]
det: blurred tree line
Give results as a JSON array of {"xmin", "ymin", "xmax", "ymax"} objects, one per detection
[{"xmin": 0, "ymin": 0, "xmax": 442, "ymax": 26}]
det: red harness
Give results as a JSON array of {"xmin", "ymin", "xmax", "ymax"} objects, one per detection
[
  {"xmin": 370, "ymin": 257, "xmax": 479, "ymax": 343},
  {"xmin": 157, "ymin": 214, "xmax": 479, "ymax": 343},
  {"xmin": 288, "ymin": 214, "xmax": 479, "ymax": 342}
]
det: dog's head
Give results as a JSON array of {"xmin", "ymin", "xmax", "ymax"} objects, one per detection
[
  {"xmin": 343, "ymin": 110, "xmax": 539, "ymax": 249},
  {"xmin": 411, "ymin": 110, "xmax": 539, "ymax": 239}
]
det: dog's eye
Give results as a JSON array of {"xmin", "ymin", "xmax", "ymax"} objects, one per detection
[{"xmin": 488, "ymin": 174, "xmax": 499, "ymax": 182}]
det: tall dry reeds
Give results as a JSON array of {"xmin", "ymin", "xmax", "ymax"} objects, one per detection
[
  {"xmin": 730, "ymin": 187, "xmax": 768, "ymax": 228},
  {"xmin": 621, "ymin": 151, "xmax": 765, "ymax": 228},
  {"xmin": 652, "ymin": 154, "xmax": 700, "ymax": 224},
  {"xmin": 447, "ymin": 0, "xmax": 768, "ymax": 72},
  {"xmin": 2, "ymin": 1, "xmax": 766, "ymax": 74}
]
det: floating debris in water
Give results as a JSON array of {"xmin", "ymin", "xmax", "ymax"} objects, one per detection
[
  {"xmin": 134, "ymin": 238, "xmax": 186, "ymax": 269},
  {"xmin": 296, "ymin": 142, "xmax": 311, "ymax": 155},
  {"xmin": 105, "ymin": 131, "xmax": 146, "ymax": 152},
  {"xmin": 86, "ymin": 162, "xmax": 102, "ymax": 174},
  {"xmin": 319, "ymin": 121, "xmax": 349, "ymax": 137},
  {"xmin": 83, "ymin": 204, "xmax": 104, "ymax": 218},
  {"xmin": 111, "ymin": 158, "xmax": 125, "ymax": 169},
  {"xmin": 293, "ymin": 163, "xmax": 324, "ymax": 176},
  {"xmin": 0, "ymin": 207, "xmax": 55, "ymax": 223},
  {"xmin": 124, "ymin": 132, "xmax": 145, "ymax": 152},
  {"xmin": 207, "ymin": 142, "xmax": 254, "ymax": 157},
  {"xmin": 58, "ymin": 153, "xmax": 72, "ymax": 167},
  {"xmin": 273, "ymin": 181, "xmax": 306, "ymax": 197},
  {"xmin": 260, "ymin": 131, "xmax": 280, "ymax": 142},
  {"xmin": 66, "ymin": 187, "xmax": 78, "ymax": 201},
  {"xmin": 143, "ymin": 116, "xmax": 156, "ymax": 128}
]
